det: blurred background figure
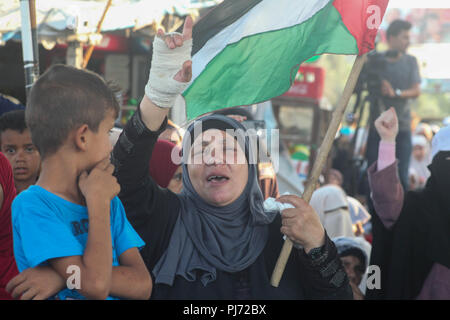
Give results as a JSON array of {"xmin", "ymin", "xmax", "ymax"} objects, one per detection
[
  {"xmin": 325, "ymin": 168, "xmax": 372, "ymax": 240},
  {"xmin": 414, "ymin": 122, "xmax": 433, "ymax": 142},
  {"xmin": 276, "ymin": 142, "xmax": 305, "ymax": 197},
  {"xmin": 109, "ymin": 126, "xmax": 123, "ymax": 147},
  {"xmin": 347, "ymin": 196, "xmax": 372, "ymax": 238},
  {"xmin": 158, "ymin": 119, "xmax": 184, "ymax": 147},
  {"xmin": 365, "ymin": 19, "xmax": 421, "ymax": 193},
  {"xmin": 408, "ymin": 134, "xmax": 431, "ymax": 190},
  {"xmin": 310, "ymin": 184, "xmax": 354, "ymax": 239},
  {"xmin": 325, "ymin": 168, "xmax": 344, "ymax": 187},
  {"xmin": 149, "ymin": 139, "xmax": 183, "ymax": 194},
  {"xmin": 430, "ymin": 124, "xmax": 441, "ymax": 137},
  {"xmin": 331, "ymin": 129, "xmax": 354, "ymax": 195},
  {"xmin": 333, "ymin": 236, "xmax": 372, "ymax": 300},
  {"xmin": 443, "ymin": 117, "xmax": 450, "ymax": 128}
]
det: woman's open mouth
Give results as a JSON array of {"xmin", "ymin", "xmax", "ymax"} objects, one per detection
[{"xmin": 206, "ymin": 174, "xmax": 230, "ymax": 185}]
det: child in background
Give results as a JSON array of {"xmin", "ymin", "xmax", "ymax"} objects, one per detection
[
  {"xmin": 333, "ymin": 236, "xmax": 372, "ymax": 300},
  {"xmin": 0, "ymin": 110, "xmax": 41, "ymax": 193},
  {"xmin": 7, "ymin": 65, "xmax": 151, "ymax": 300},
  {"xmin": 408, "ymin": 134, "xmax": 431, "ymax": 190}
]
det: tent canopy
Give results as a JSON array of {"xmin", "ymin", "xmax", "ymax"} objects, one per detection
[{"xmin": 0, "ymin": 0, "xmax": 220, "ymax": 45}]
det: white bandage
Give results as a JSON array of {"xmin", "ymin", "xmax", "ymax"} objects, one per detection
[{"xmin": 145, "ymin": 33, "xmax": 192, "ymax": 108}]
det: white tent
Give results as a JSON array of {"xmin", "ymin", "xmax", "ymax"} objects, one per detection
[{"xmin": 0, "ymin": 0, "xmax": 219, "ymax": 46}]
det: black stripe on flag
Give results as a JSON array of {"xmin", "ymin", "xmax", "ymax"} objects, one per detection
[{"xmin": 187, "ymin": 0, "xmax": 263, "ymax": 56}]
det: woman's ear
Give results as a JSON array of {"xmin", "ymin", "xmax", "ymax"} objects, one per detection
[{"xmin": 74, "ymin": 124, "xmax": 89, "ymax": 152}]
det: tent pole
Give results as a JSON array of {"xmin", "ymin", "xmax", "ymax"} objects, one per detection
[{"xmin": 19, "ymin": 0, "xmax": 39, "ymax": 97}]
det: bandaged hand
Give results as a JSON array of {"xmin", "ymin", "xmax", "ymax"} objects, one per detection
[{"xmin": 145, "ymin": 17, "xmax": 193, "ymax": 108}]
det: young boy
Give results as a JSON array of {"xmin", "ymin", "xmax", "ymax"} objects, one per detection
[
  {"xmin": 0, "ymin": 110, "xmax": 41, "ymax": 193},
  {"xmin": 8, "ymin": 65, "xmax": 152, "ymax": 300}
]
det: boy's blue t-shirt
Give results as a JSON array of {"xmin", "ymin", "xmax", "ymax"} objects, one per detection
[{"xmin": 12, "ymin": 185, "xmax": 145, "ymax": 300}]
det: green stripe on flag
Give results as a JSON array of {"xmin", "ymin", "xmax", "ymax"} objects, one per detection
[{"xmin": 183, "ymin": 1, "xmax": 358, "ymax": 120}]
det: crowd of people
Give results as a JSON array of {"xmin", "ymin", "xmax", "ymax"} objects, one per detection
[{"xmin": 0, "ymin": 17, "xmax": 448, "ymax": 300}]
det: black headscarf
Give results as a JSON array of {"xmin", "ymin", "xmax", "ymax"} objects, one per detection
[
  {"xmin": 368, "ymin": 151, "xmax": 450, "ymax": 299},
  {"xmin": 152, "ymin": 115, "xmax": 277, "ymax": 286}
]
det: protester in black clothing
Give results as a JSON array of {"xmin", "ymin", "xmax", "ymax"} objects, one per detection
[{"xmin": 112, "ymin": 17, "xmax": 352, "ymax": 300}]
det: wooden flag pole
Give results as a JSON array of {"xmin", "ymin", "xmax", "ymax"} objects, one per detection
[
  {"xmin": 270, "ymin": 54, "xmax": 367, "ymax": 287},
  {"xmin": 29, "ymin": 0, "xmax": 39, "ymax": 75},
  {"xmin": 82, "ymin": 0, "xmax": 112, "ymax": 69}
]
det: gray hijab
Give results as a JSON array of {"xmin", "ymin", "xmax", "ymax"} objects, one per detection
[{"xmin": 152, "ymin": 115, "xmax": 277, "ymax": 286}]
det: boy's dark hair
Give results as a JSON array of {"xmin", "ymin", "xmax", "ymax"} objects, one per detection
[
  {"xmin": 387, "ymin": 19, "xmax": 412, "ymax": 39},
  {"xmin": 0, "ymin": 110, "xmax": 27, "ymax": 138},
  {"xmin": 26, "ymin": 64, "xmax": 120, "ymax": 158}
]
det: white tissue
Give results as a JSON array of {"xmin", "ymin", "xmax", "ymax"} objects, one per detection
[
  {"xmin": 263, "ymin": 194, "xmax": 303, "ymax": 249},
  {"xmin": 263, "ymin": 197, "xmax": 295, "ymax": 213}
]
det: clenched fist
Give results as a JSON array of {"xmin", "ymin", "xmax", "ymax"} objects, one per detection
[{"xmin": 374, "ymin": 107, "xmax": 398, "ymax": 143}]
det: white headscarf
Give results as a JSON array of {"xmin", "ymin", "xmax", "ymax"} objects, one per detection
[
  {"xmin": 310, "ymin": 185, "xmax": 354, "ymax": 239},
  {"xmin": 410, "ymin": 135, "xmax": 431, "ymax": 189},
  {"xmin": 332, "ymin": 236, "xmax": 372, "ymax": 294},
  {"xmin": 431, "ymin": 125, "xmax": 450, "ymax": 159}
]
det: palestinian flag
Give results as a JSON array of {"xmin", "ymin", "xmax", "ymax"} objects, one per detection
[{"xmin": 182, "ymin": 0, "xmax": 389, "ymax": 120}]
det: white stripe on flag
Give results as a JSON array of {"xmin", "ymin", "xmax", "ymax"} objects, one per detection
[{"xmin": 190, "ymin": 0, "xmax": 331, "ymax": 84}]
